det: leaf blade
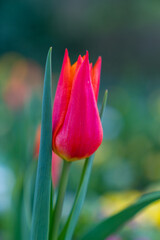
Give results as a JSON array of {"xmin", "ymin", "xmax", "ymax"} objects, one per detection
[
  {"xmin": 80, "ymin": 191, "xmax": 160, "ymax": 240},
  {"xmin": 30, "ymin": 48, "xmax": 52, "ymax": 240}
]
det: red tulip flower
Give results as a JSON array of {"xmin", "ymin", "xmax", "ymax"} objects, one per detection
[
  {"xmin": 52, "ymin": 49, "xmax": 103, "ymax": 161},
  {"xmin": 34, "ymin": 125, "xmax": 61, "ymax": 187}
]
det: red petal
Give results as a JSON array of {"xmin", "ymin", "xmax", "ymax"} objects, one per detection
[
  {"xmin": 52, "ymin": 49, "xmax": 72, "ymax": 149},
  {"xmin": 71, "ymin": 55, "xmax": 83, "ymax": 75},
  {"xmin": 91, "ymin": 56, "xmax": 102, "ymax": 101}
]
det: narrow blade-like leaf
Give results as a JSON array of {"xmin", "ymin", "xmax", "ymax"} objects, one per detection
[
  {"xmin": 30, "ymin": 48, "xmax": 52, "ymax": 240},
  {"xmin": 59, "ymin": 90, "xmax": 108, "ymax": 240},
  {"xmin": 80, "ymin": 191, "xmax": 160, "ymax": 240}
]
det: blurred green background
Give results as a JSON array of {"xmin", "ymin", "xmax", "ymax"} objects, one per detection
[{"xmin": 0, "ymin": 0, "xmax": 160, "ymax": 239}]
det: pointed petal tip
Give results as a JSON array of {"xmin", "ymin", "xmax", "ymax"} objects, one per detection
[
  {"xmin": 76, "ymin": 55, "xmax": 83, "ymax": 67},
  {"xmin": 95, "ymin": 56, "xmax": 102, "ymax": 66},
  {"xmin": 98, "ymin": 56, "xmax": 102, "ymax": 62},
  {"xmin": 77, "ymin": 54, "xmax": 82, "ymax": 61},
  {"xmin": 64, "ymin": 48, "xmax": 69, "ymax": 56},
  {"xmin": 85, "ymin": 50, "xmax": 89, "ymax": 58},
  {"xmin": 63, "ymin": 48, "xmax": 71, "ymax": 66},
  {"xmin": 83, "ymin": 51, "xmax": 89, "ymax": 65}
]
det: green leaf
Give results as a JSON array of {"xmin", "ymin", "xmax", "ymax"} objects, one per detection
[
  {"xmin": 30, "ymin": 48, "xmax": 52, "ymax": 240},
  {"xmin": 58, "ymin": 90, "xmax": 108, "ymax": 240},
  {"xmin": 80, "ymin": 191, "xmax": 160, "ymax": 240}
]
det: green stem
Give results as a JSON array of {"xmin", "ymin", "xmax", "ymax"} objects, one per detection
[{"xmin": 51, "ymin": 160, "xmax": 71, "ymax": 240}]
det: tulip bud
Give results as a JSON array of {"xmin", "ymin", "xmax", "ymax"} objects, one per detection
[{"xmin": 52, "ymin": 49, "xmax": 103, "ymax": 161}]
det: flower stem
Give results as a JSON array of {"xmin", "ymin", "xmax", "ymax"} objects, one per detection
[{"xmin": 51, "ymin": 160, "xmax": 71, "ymax": 240}]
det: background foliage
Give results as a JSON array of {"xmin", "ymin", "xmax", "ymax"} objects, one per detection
[{"xmin": 0, "ymin": 0, "xmax": 160, "ymax": 239}]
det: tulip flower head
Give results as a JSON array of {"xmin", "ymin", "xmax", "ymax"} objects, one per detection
[
  {"xmin": 34, "ymin": 124, "xmax": 61, "ymax": 187},
  {"xmin": 52, "ymin": 49, "xmax": 103, "ymax": 161}
]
